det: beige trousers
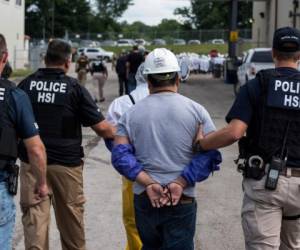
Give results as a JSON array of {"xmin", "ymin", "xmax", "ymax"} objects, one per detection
[
  {"xmin": 78, "ymin": 69, "xmax": 87, "ymax": 86},
  {"xmin": 20, "ymin": 162, "xmax": 86, "ymax": 250},
  {"xmin": 92, "ymin": 72, "xmax": 106, "ymax": 100},
  {"xmin": 242, "ymin": 173, "xmax": 300, "ymax": 250}
]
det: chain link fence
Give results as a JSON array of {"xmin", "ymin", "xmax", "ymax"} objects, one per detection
[
  {"xmin": 30, "ymin": 29, "xmax": 251, "ymax": 45},
  {"xmin": 25, "ymin": 29, "xmax": 269, "ymax": 71}
]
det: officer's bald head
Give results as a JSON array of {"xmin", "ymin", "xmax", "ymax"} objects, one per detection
[
  {"xmin": 45, "ymin": 39, "xmax": 71, "ymax": 67},
  {"xmin": 0, "ymin": 34, "xmax": 7, "ymax": 57},
  {"xmin": 0, "ymin": 34, "xmax": 8, "ymax": 75}
]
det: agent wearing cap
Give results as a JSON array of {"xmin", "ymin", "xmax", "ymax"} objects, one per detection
[
  {"xmin": 111, "ymin": 48, "xmax": 217, "ymax": 249},
  {"xmin": 18, "ymin": 39, "xmax": 115, "ymax": 250},
  {"xmin": 193, "ymin": 27, "xmax": 300, "ymax": 249}
]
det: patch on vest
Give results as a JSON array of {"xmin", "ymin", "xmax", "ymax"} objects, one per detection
[
  {"xmin": 27, "ymin": 80, "xmax": 68, "ymax": 104},
  {"xmin": 267, "ymin": 77, "xmax": 300, "ymax": 110},
  {"xmin": 0, "ymin": 88, "xmax": 5, "ymax": 101}
]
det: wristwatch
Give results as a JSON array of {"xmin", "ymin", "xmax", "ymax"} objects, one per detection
[{"xmin": 192, "ymin": 141, "xmax": 206, "ymax": 153}]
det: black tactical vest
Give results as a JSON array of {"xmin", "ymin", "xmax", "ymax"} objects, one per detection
[
  {"xmin": 19, "ymin": 70, "xmax": 82, "ymax": 164},
  {"xmin": 92, "ymin": 61, "xmax": 105, "ymax": 73},
  {"xmin": 0, "ymin": 78, "xmax": 18, "ymax": 169},
  {"xmin": 248, "ymin": 69, "xmax": 300, "ymax": 165}
]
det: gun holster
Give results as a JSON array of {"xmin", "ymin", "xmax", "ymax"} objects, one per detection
[{"xmin": 6, "ymin": 164, "xmax": 19, "ymax": 195}]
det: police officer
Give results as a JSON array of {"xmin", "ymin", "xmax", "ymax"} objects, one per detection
[
  {"xmin": 194, "ymin": 27, "xmax": 300, "ymax": 249},
  {"xmin": 90, "ymin": 57, "xmax": 108, "ymax": 102},
  {"xmin": 76, "ymin": 52, "xmax": 89, "ymax": 86},
  {"xmin": 0, "ymin": 34, "xmax": 48, "ymax": 250},
  {"xmin": 18, "ymin": 39, "xmax": 115, "ymax": 250}
]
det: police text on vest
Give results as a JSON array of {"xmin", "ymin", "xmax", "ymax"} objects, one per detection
[
  {"xmin": 0, "ymin": 88, "xmax": 5, "ymax": 101},
  {"xmin": 30, "ymin": 81, "xmax": 67, "ymax": 103},
  {"xmin": 274, "ymin": 80, "xmax": 300, "ymax": 108}
]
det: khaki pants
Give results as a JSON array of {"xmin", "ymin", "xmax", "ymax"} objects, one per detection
[
  {"xmin": 20, "ymin": 162, "xmax": 86, "ymax": 250},
  {"xmin": 122, "ymin": 177, "xmax": 142, "ymax": 250},
  {"xmin": 92, "ymin": 72, "xmax": 106, "ymax": 100},
  {"xmin": 242, "ymin": 173, "xmax": 300, "ymax": 250},
  {"xmin": 78, "ymin": 69, "xmax": 87, "ymax": 86}
]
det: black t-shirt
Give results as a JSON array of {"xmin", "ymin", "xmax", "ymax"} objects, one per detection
[
  {"xmin": 127, "ymin": 52, "xmax": 144, "ymax": 74},
  {"xmin": 116, "ymin": 55, "xmax": 127, "ymax": 76},
  {"xmin": 18, "ymin": 68, "xmax": 105, "ymax": 166}
]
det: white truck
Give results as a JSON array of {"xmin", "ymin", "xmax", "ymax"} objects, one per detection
[
  {"xmin": 235, "ymin": 48, "xmax": 275, "ymax": 94},
  {"xmin": 77, "ymin": 47, "xmax": 114, "ymax": 62}
]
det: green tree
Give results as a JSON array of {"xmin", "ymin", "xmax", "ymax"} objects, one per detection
[
  {"xmin": 121, "ymin": 21, "xmax": 152, "ymax": 39},
  {"xmin": 93, "ymin": 0, "xmax": 133, "ymax": 32},
  {"xmin": 26, "ymin": 0, "xmax": 91, "ymax": 38},
  {"xmin": 175, "ymin": 1, "xmax": 252, "ymax": 29}
]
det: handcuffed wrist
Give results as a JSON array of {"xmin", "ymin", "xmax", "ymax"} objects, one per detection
[{"xmin": 145, "ymin": 182, "xmax": 159, "ymax": 188}]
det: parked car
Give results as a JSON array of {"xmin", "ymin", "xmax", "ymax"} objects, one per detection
[
  {"xmin": 173, "ymin": 39, "xmax": 186, "ymax": 45},
  {"xmin": 234, "ymin": 48, "xmax": 274, "ymax": 95},
  {"xmin": 117, "ymin": 39, "xmax": 135, "ymax": 47},
  {"xmin": 77, "ymin": 47, "xmax": 114, "ymax": 61},
  {"xmin": 101, "ymin": 40, "xmax": 117, "ymax": 47},
  {"xmin": 152, "ymin": 39, "xmax": 166, "ymax": 45},
  {"xmin": 188, "ymin": 39, "xmax": 201, "ymax": 45},
  {"xmin": 135, "ymin": 39, "xmax": 148, "ymax": 46},
  {"xmin": 237, "ymin": 48, "xmax": 274, "ymax": 86},
  {"xmin": 211, "ymin": 39, "xmax": 225, "ymax": 44}
]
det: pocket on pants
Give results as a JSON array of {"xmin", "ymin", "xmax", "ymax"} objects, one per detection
[
  {"xmin": 241, "ymin": 195, "xmax": 260, "ymax": 242},
  {"xmin": 0, "ymin": 183, "xmax": 15, "ymax": 226}
]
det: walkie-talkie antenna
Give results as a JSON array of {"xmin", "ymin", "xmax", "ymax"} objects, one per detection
[{"xmin": 280, "ymin": 121, "xmax": 291, "ymax": 160}]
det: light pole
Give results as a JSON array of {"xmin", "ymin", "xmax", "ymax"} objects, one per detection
[
  {"xmin": 228, "ymin": 0, "xmax": 238, "ymax": 58},
  {"xmin": 51, "ymin": 0, "xmax": 55, "ymax": 37}
]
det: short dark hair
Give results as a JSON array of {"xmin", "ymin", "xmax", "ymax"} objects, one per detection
[
  {"xmin": 148, "ymin": 73, "xmax": 178, "ymax": 88},
  {"xmin": 0, "ymin": 34, "xmax": 7, "ymax": 55},
  {"xmin": 45, "ymin": 39, "xmax": 71, "ymax": 66},
  {"xmin": 273, "ymin": 47, "xmax": 300, "ymax": 61},
  {"xmin": 133, "ymin": 45, "xmax": 138, "ymax": 51}
]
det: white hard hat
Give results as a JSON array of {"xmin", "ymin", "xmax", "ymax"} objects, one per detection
[{"xmin": 143, "ymin": 48, "xmax": 180, "ymax": 75}]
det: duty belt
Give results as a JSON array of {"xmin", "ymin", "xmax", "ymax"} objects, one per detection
[{"xmin": 280, "ymin": 167, "xmax": 300, "ymax": 177}]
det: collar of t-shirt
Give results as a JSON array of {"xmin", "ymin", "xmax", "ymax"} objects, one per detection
[
  {"xmin": 38, "ymin": 68, "xmax": 65, "ymax": 76},
  {"xmin": 275, "ymin": 67, "xmax": 299, "ymax": 75}
]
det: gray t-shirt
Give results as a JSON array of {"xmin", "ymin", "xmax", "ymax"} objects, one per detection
[{"xmin": 117, "ymin": 92, "xmax": 216, "ymax": 197}]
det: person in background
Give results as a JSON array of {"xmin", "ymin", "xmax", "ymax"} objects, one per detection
[
  {"xmin": 90, "ymin": 57, "xmax": 108, "ymax": 102},
  {"xmin": 126, "ymin": 45, "xmax": 144, "ymax": 93},
  {"xmin": 76, "ymin": 52, "xmax": 89, "ymax": 86},
  {"xmin": 116, "ymin": 50, "xmax": 129, "ymax": 96}
]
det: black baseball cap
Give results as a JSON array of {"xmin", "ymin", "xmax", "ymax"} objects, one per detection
[{"xmin": 273, "ymin": 27, "xmax": 300, "ymax": 52}]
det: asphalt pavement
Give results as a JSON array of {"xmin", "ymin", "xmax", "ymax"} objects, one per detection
[{"xmin": 13, "ymin": 64, "xmax": 245, "ymax": 250}]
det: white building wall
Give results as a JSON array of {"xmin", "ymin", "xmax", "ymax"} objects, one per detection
[
  {"xmin": 252, "ymin": 0, "xmax": 299, "ymax": 47},
  {"xmin": 252, "ymin": 1, "xmax": 268, "ymax": 47},
  {"xmin": 0, "ymin": 0, "xmax": 27, "ymax": 69}
]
